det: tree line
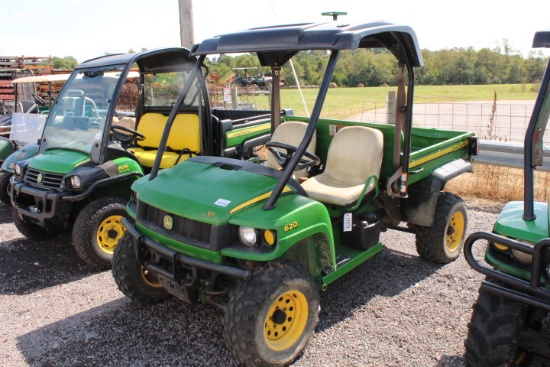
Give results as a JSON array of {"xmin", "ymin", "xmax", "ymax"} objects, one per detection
[
  {"xmin": 205, "ymin": 43, "xmax": 549, "ymax": 87},
  {"xmin": 52, "ymin": 42, "xmax": 549, "ymax": 87}
]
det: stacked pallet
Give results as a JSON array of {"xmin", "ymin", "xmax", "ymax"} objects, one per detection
[{"xmin": 0, "ymin": 56, "xmax": 55, "ymax": 112}]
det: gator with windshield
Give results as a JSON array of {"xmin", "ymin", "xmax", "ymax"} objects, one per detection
[
  {"xmin": 10, "ymin": 48, "xmax": 273, "ymax": 271},
  {"xmin": 112, "ymin": 19, "xmax": 477, "ymax": 367}
]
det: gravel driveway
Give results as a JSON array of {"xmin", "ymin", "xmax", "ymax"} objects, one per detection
[{"xmin": 0, "ymin": 199, "xmax": 547, "ymax": 367}]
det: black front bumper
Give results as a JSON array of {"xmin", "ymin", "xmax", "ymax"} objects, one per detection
[
  {"xmin": 11, "ymin": 178, "xmax": 70, "ymax": 225},
  {"xmin": 11, "ymin": 172, "xmax": 137, "ymax": 226},
  {"xmin": 464, "ymin": 231, "xmax": 550, "ymax": 311},
  {"xmin": 122, "ymin": 217, "xmax": 251, "ymax": 299}
]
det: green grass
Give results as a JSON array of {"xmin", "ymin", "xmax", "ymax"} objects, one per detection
[{"xmin": 239, "ymin": 83, "xmax": 540, "ymax": 116}]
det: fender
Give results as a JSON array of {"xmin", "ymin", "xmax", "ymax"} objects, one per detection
[
  {"xmin": 0, "ymin": 137, "xmax": 17, "ymax": 163},
  {"xmin": 1, "ymin": 144, "xmax": 38, "ymax": 172},
  {"xmin": 402, "ymin": 158, "xmax": 472, "ymax": 227},
  {"xmin": 224, "ymin": 194, "xmax": 335, "ymax": 274}
]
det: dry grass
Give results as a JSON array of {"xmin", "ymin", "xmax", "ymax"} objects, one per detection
[{"xmin": 445, "ymin": 163, "xmax": 550, "ymax": 202}]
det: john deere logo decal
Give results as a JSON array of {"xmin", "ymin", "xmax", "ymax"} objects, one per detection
[
  {"xmin": 163, "ymin": 215, "xmax": 173, "ymax": 230},
  {"xmin": 36, "ymin": 173, "xmax": 43, "ymax": 183}
]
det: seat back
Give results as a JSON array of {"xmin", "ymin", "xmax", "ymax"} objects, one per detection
[
  {"xmin": 265, "ymin": 121, "xmax": 316, "ymax": 179},
  {"xmin": 136, "ymin": 112, "xmax": 166, "ymax": 148},
  {"xmin": 302, "ymin": 126, "xmax": 383, "ymax": 206},
  {"xmin": 166, "ymin": 114, "xmax": 201, "ymax": 152},
  {"xmin": 324, "ymin": 126, "xmax": 383, "ymax": 186},
  {"xmin": 117, "ymin": 116, "xmax": 136, "ymax": 131}
]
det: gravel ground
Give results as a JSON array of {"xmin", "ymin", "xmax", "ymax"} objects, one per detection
[{"xmin": 0, "ymin": 198, "xmax": 546, "ymax": 367}]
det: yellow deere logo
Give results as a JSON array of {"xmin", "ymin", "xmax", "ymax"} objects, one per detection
[
  {"xmin": 163, "ymin": 215, "xmax": 173, "ymax": 230},
  {"xmin": 36, "ymin": 173, "xmax": 43, "ymax": 183}
]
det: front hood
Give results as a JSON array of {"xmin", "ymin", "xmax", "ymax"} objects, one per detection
[
  {"xmin": 29, "ymin": 149, "xmax": 91, "ymax": 174},
  {"xmin": 134, "ymin": 157, "xmax": 294, "ymax": 225}
]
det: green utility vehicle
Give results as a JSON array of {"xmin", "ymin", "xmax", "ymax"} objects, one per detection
[
  {"xmin": 0, "ymin": 73, "xmax": 69, "ymax": 204},
  {"xmin": 10, "ymin": 47, "xmax": 273, "ymax": 270},
  {"xmin": 464, "ymin": 30, "xmax": 550, "ymax": 366},
  {"xmin": 112, "ymin": 20, "xmax": 477, "ymax": 366}
]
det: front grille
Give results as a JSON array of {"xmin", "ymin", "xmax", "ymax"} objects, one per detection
[
  {"xmin": 23, "ymin": 168, "xmax": 64, "ymax": 189},
  {"xmin": 137, "ymin": 202, "xmax": 212, "ymax": 247}
]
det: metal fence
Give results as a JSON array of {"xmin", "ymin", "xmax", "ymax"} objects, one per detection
[
  {"xmin": 337, "ymin": 100, "xmax": 549, "ymax": 201},
  {"xmin": 356, "ymin": 100, "xmax": 538, "ymax": 144}
]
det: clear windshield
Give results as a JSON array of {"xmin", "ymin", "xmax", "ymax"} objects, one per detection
[
  {"xmin": 41, "ymin": 66, "xmax": 125, "ymax": 153},
  {"xmin": 143, "ymin": 70, "xmax": 199, "ymax": 107}
]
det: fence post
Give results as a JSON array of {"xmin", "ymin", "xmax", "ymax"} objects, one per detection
[
  {"xmin": 386, "ymin": 90, "xmax": 396, "ymax": 124},
  {"xmin": 231, "ymin": 86, "xmax": 238, "ymax": 109}
]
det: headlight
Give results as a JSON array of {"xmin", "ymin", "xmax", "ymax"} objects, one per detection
[
  {"xmin": 512, "ymin": 240, "xmax": 535, "ymax": 264},
  {"xmin": 239, "ymin": 226, "xmax": 258, "ymax": 247},
  {"xmin": 14, "ymin": 164, "xmax": 22, "ymax": 176},
  {"xmin": 67, "ymin": 175, "xmax": 81, "ymax": 189}
]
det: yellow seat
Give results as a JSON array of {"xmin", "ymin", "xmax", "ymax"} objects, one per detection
[
  {"xmin": 302, "ymin": 126, "xmax": 383, "ymax": 206},
  {"xmin": 129, "ymin": 113, "xmax": 200, "ymax": 168}
]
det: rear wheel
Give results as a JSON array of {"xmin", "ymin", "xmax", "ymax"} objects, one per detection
[
  {"xmin": 112, "ymin": 232, "xmax": 170, "ymax": 304},
  {"xmin": 12, "ymin": 207, "xmax": 61, "ymax": 241},
  {"xmin": 73, "ymin": 197, "xmax": 128, "ymax": 270},
  {"xmin": 415, "ymin": 192, "xmax": 467, "ymax": 263},
  {"xmin": 464, "ymin": 287, "xmax": 529, "ymax": 366},
  {"xmin": 224, "ymin": 261, "xmax": 320, "ymax": 367},
  {"xmin": 0, "ymin": 172, "xmax": 12, "ymax": 205}
]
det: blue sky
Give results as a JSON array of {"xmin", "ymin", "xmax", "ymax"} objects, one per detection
[{"xmin": 1, "ymin": 0, "xmax": 548, "ymax": 63}]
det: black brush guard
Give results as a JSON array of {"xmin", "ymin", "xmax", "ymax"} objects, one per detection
[{"xmin": 464, "ymin": 231, "xmax": 550, "ymax": 311}]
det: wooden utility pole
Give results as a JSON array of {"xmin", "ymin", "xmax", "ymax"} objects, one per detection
[{"xmin": 178, "ymin": 0, "xmax": 195, "ymax": 48}]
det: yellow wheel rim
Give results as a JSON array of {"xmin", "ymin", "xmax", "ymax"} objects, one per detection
[
  {"xmin": 96, "ymin": 215, "xmax": 126, "ymax": 254},
  {"xmin": 141, "ymin": 266, "xmax": 163, "ymax": 288},
  {"xmin": 264, "ymin": 289, "xmax": 308, "ymax": 351},
  {"xmin": 446, "ymin": 211, "xmax": 465, "ymax": 252}
]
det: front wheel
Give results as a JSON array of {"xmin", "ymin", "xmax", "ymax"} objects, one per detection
[
  {"xmin": 112, "ymin": 232, "xmax": 170, "ymax": 304},
  {"xmin": 415, "ymin": 192, "xmax": 467, "ymax": 263},
  {"xmin": 464, "ymin": 287, "xmax": 529, "ymax": 366},
  {"xmin": 0, "ymin": 172, "xmax": 12, "ymax": 205},
  {"xmin": 73, "ymin": 197, "xmax": 128, "ymax": 270},
  {"xmin": 12, "ymin": 207, "xmax": 62, "ymax": 241},
  {"xmin": 224, "ymin": 261, "xmax": 320, "ymax": 367}
]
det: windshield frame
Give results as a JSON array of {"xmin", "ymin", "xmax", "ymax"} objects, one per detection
[{"xmin": 39, "ymin": 64, "xmax": 130, "ymax": 161}]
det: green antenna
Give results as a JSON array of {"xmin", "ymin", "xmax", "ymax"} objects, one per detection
[{"xmin": 321, "ymin": 11, "xmax": 347, "ymax": 21}]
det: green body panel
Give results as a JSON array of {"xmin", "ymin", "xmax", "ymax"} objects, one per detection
[
  {"xmin": 29, "ymin": 149, "xmax": 89, "ymax": 174},
  {"xmin": 1, "ymin": 144, "xmax": 39, "ymax": 172},
  {"xmin": 484, "ymin": 247, "xmax": 535, "ymax": 281},
  {"xmin": 113, "ymin": 156, "xmax": 143, "ymax": 175},
  {"xmin": 493, "ymin": 201, "xmax": 549, "ymax": 243},
  {"xmin": 0, "ymin": 137, "xmax": 15, "ymax": 162},
  {"xmin": 287, "ymin": 115, "xmax": 474, "ymax": 186},
  {"xmin": 322, "ymin": 243, "xmax": 384, "ymax": 286},
  {"xmin": 224, "ymin": 194, "xmax": 334, "ymax": 262},
  {"xmin": 485, "ymin": 201, "xmax": 549, "ymax": 281},
  {"xmin": 225, "ymin": 122, "xmax": 271, "ymax": 147},
  {"xmin": 133, "ymin": 160, "xmax": 287, "ymax": 225}
]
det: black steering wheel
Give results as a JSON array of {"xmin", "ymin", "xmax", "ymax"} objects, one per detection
[
  {"xmin": 31, "ymin": 93, "xmax": 46, "ymax": 106},
  {"xmin": 111, "ymin": 124, "xmax": 145, "ymax": 148},
  {"xmin": 266, "ymin": 141, "xmax": 320, "ymax": 171}
]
